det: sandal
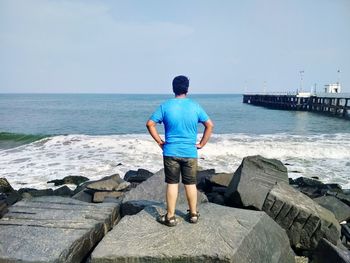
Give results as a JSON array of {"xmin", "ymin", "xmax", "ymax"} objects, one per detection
[
  {"xmin": 187, "ymin": 210, "xmax": 200, "ymax": 224},
  {"xmin": 157, "ymin": 213, "xmax": 177, "ymax": 227}
]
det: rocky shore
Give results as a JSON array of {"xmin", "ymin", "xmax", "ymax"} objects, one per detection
[{"xmin": 1, "ymin": 155, "xmax": 349, "ymax": 262}]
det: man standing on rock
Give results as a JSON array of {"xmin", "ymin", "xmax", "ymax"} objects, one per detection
[{"xmin": 146, "ymin": 75, "xmax": 214, "ymax": 226}]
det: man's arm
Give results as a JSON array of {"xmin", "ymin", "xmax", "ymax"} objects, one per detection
[
  {"xmin": 146, "ymin": 120, "xmax": 165, "ymax": 149},
  {"xmin": 196, "ymin": 119, "xmax": 214, "ymax": 149}
]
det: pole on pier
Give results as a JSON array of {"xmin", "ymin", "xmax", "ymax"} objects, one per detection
[{"xmin": 298, "ymin": 70, "xmax": 304, "ymax": 94}]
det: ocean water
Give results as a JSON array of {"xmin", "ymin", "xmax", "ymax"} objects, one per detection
[{"xmin": 0, "ymin": 93, "xmax": 349, "ymax": 189}]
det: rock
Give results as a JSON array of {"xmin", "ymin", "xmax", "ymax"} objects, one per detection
[
  {"xmin": 196, "ymin": 168, "xmax": 215, "ymax": 192},
  {"xmin": 291, "ymin": 177, "xmax": 324, "ymax": 187},
  {"xmin": 0, "ymin": 200, "xmax": 8, "ymax": 218},
  {"xmin": 0, "ymin": 196, "xmax": 120, "ymax": 263},
  {"xmin": 0, "ymin": 178, "xmax": 21, "ymax": 205},
  {"xmin": 342, "ymin": 224, "xmax": 350, "ymax": 245},
  {"xmin": 72, "ymin": 189, "xmax": 93, "ymax": 203},
  {"xmin": 122, "ymin": 169, "xmax": 208, "ymax": 215},
  {"xmin": 312, "ymin": 238, "xmax": 350, "ymax": 263},
  {"xmin": 291, "ymin": 177, "xmax": 344, "ymax": 199},
  {"xmin": 327, "ymin": 190, "xmax": 350, "ymax": 206},
  {"xmin": 18, "ymin": 188, "xmax": 54, "ymax": 197},
  {"xmin": 225, "ymin": 155, "xmax": 289, "ymax": 209},
  {"xmin": 86, "ymin": 174, "xmax": 130, "ymax": 191},
  {"xmin": 0, "ymin": 178, "xmax": 15, "ymax": 193},
  {"xmin": 93, "ymin": 191, "xmax": 124, "ymax": 203},
  {"xmin": 53, "ymin": 185, "xmax": 73, "ymax": 196},
  {"xmin": 121, "ymin": 200, "xmax": 163, "ymax": 217},
  {"xmin": 295, "ymin": 256, "xmax": 309, "ymax": 263},
  {"xmin": 47, "ymin": 175, "xmax": 89, "ymax": 186},
  {"xmin": 314, "ymin": 196, "xmax": 350, "ymax": 222},
  {"xmin": 90, "ymin": 203, "xmax": 295, "ymax": 263},
  {"xmin": 124, "ymin": 169, "xmax": 153, "ymax": 183},
  {"xmin": 209, "ymin": 172, "xmax": 234, "ymax": 187},
  {"xmin": 206, "ymin": 192, "xmax": 226, "ymax": 205},
  {"xmin": 262, "ymin": 182, "xmax": 340, "ymax": 250}
]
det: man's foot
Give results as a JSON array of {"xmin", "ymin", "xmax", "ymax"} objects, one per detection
[
  {"xmin": 157, "ymin": 213, "xmax": 177, "ymax": 227},
  {"xmin": 187, "ymin": 210, "xmax": 200, "ymax": 224}
]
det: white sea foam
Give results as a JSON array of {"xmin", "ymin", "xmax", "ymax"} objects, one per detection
[{"xmin": 1, "ymin": 133, "xmax": 349, "ymax": 190}]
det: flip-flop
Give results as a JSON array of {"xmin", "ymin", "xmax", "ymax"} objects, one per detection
[{"xmin": 157, "ymin": 213, "xmax": 177, "ymax": 227}]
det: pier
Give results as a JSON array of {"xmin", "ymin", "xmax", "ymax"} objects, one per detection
[{"xmin": 243, "ymin": 93, "xmax": 350, "ymax": 119}]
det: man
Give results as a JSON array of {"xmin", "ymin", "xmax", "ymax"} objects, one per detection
[{"xmin": 146, "ymin": 75, "xmax": 214, "ymax": 227}]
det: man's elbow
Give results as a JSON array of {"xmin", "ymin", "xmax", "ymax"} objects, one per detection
[
  {"xmin": 146, "ymin": 120, "xmax": 155, "ymax": 128},
  {"xmin": 205, "ymin": 120, "xmax": 214, "ymax": 129}
]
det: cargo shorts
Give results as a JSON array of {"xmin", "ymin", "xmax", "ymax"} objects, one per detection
[{"xmin": 163, "ymin": 156, "xmax": 198, "ymax": 185}]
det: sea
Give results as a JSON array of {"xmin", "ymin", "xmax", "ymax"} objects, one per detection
[{"xmin": 1, "ymin": 93, "xmax": 349, "ymax": 190}]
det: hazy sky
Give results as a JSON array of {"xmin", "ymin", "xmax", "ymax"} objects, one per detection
[{"xmin": 1, "ymin": 0, "xmax": 349, "ymax": 93}]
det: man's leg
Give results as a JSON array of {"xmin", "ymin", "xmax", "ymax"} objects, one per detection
[
  {"xmin": 184, "ymin": 184, "xmax": 197, "ymax": 214},
  {"xmin": 166, "ymin": 183, "xmax": 179, "ymax": 218},
  {"xmin": 164, "ymin": 157, "xmax": 181, "ymax": 219},
  {"xmin": 181, "ymin": 158, "xmax": 198, "ymax": 215}
]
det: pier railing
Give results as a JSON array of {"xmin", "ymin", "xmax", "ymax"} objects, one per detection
[{"xmin": 243, "ymin": 94, "xmax": 350, "ymax": 119}]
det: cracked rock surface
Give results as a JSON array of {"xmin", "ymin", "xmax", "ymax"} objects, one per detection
[
  {"xmin": 0, "ymin": 196, "xmax": 120, "ymax": 263},
  {"xmin": 263, "ymin": 182, "xmax": 340, "ymax": 250},
  {"xmin": 90, "ymin": 203, "xmax": 295, "ymax": 263}
]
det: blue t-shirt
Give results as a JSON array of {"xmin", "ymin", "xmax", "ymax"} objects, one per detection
[{"xmin": 150, "ymin": 98, "xmax": 209, "ymax": 158}]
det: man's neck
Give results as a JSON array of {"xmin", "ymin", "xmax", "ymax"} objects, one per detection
[{"xmin": 175, "ymin": 94, "xmax": 187, "ymax": 99}]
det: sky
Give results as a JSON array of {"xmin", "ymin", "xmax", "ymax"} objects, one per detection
[{"xmin": 0, "ymin": 0, "xmax": 349, "ymax": 94}]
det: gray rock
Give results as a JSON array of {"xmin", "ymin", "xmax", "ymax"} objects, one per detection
[
  {"xmin": 262, "ymin": 182, "xmax": 340, "ymax": 250},
  {"xmin": 124, "ymin": 169, "xmax": 153, "ymax": 183},
  {"xmin": 121, "ymin": 200, "xmax": 163, "ymax": 217},
  {"xmin": 312, "ymin": 238, "xmax": 350, "ymax": 263},
  {"xmin": 327, "ymin": 190, "xmax": 350, "ymax": 206},
  {"xmin": 209, "ymin": 172, "xmax": 234, "ymax": 187},
  {"xmin": 93, "ymin": 191, "xmax": 124, "ymax": 203},
  {"xmin": 291, "ymin": 177, "xmax": 324, "ymax": 187},
  {"xmin": 0, "ymin": 200, "xmax": 8, "ymax": 218},
  {"xmin": 72, "ymin": 189, "xmax": 93, "ymax": 203},
  {"xmin": 18, "ymin": 188, "xmax": 54, "ymax": 197},
  {"xmin": 47, "ymin": 175, "xmax": 89, "ymax": 186},
  {"xmin": 122, "ymin": 169, "xmax": 208, "ymax": 215},
  {"xmin": 53, "ymin": 185, "xmax": 73, "ymax": 196},
  {"xmin": 295, "ymin": 256, "xmax": 309, "ymax": 263},
  {"xmin": 196, "ymin": 168, "xmax": 215, "ymax": 192},
  {"xmin": 90, "ymin": 203, "xmax": 295, "ymax": 263},
  {"xmin": 0, "ymin": 178, "xmax": 21, "ymax": 205},
  {"xmin": 225, "ymin": 155, "xmax": 289, "ymax": 209},
  {"xmin": 0, "ymin": 196, "xmax": 120, "ymax": 263},
  {"xmin": 314, "ymin": 196, "xmax": 350, "ymax": 222},
  {"xmin": 86, "ymin": 174, "xmax": 130, "ymax": 191}
]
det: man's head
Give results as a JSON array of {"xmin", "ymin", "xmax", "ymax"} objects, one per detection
[{"xmin": 172, "ymin": 75, "xmax": 189, "ymax": 96}]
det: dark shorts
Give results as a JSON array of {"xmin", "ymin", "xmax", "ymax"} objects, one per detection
[{"xmin": 163, "ymin": 156, "xmax": 198, "ymax": 185}]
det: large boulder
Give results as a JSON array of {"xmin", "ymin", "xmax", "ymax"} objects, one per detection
[
  {"xmin": 209, "ymin": 172, "xmax": 234, "ymax": 187},
  {"xmin": 90, "ymin": 203, "xmax": 295, "ymax": 263},
  {"xmin": 262, "ymin": 182, "xmax": 340, "ymax": 250},
  {"xmin": 225, "ymin": 155, "xmax": 289, "ymax": 209},
  {"xmin": 0, "ymin": 178, "xmax": 21, "ymax": 205},
  {"xmin": 0, "ymin": 196, "xmax": 120, "ymax": 263},
  {"xmin": 0, "ymin": 199, "xmax": 8, "ymax": 218},
  {"xmin": 314, "ymin": 196, "xmax": 350, "ymax": 222},
  {"xmin": 47, "ymin": 175, "xmax": 89, "ymax": 186},
  {"xmin": 86, "ymin": 174, "xmax": 130, "ymax": 191},
  {"xmin": 18, "ymin": 188, "xmax": 54, "ymax": 197},
  {"xmin": 327, "ymin": 191, "xmax": 350, "ymax": 206},
  {"xmin": 196, "ymin": 169, "xmax": 215, "ymax": 192},
  {"xmin": 290, "ymin": 177, "xmax": 344, "ymax": 199},
  {"xmin": 312, "ymin": 238, "xmax": 350, "ymax": 263},
  {"xmin": 93, "ymin": 191, "xmax": 124, "ymax": 203},
  {"xmin": 122, "ymin": 169, "xmax": 208, "ymax": 215},
  {"xmin": 124, "ymin": 169, "xmax": 153, "ymax": 183}
]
